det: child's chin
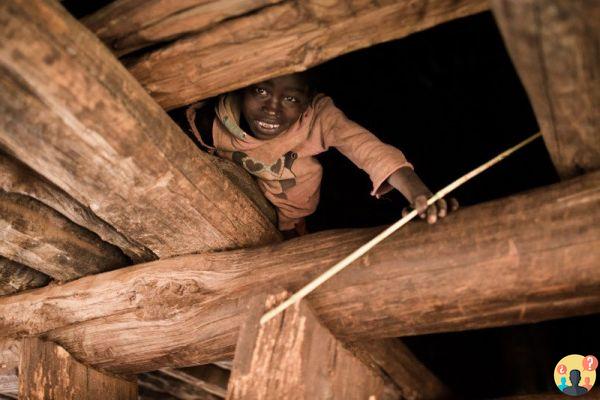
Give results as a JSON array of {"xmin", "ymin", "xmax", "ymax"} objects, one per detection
[{"xmin": 253, "ymin": 127, "xmax": 285, "ymax": 139}]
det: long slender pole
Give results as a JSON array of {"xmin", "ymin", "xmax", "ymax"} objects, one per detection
[{"xmin": 260, "ymin": 132, "xmax": 542, "ymax": 325}]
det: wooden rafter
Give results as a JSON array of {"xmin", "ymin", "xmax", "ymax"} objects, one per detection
[
  {"xmin": 19, "ymin": 338, "xmax": 137, "ymax": 399},
  {"xmin": 492, "ymin": 0, "xmax": 600, "ymax": 178},
  {"xmin": 0, "ymin": 191, "xmax": 129, "ymax": 281},
  {"xmin": 0, "ymin": 0, "xmax": 281, "ymax": 260},
  {"xmin": 160, "ymin": 365, "xmax": 229, "ymax": 398},
  {"xmin": 227, "ymin": 291, "xmax": 388, "ymax": 399},
  {"xmin": 127, "ymin": 0, "xmax": 489, "ymax": 110},
  {"xmin": 83, "ymin": 0, "xmax": 283, "ymax": 56},
  {"xmin": 1, "ymin": 171, "xmax": 597, "ymax": 374},
  {"xmin": 0, "ymin": 152, "xmax": 155, "ymax": 263},
  {"xmin": 0, "ymin": 257, "xmax": 49, "ymax": 296}
]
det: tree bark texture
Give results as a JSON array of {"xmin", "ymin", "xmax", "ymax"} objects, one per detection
[
  {"xmin": 18, "ymin": 338, "xmax": 137, "ymax": 400},
  {"xmin": 83, "ymin": 0, "xmax": 282, "ymax": 56},
  {"xmin": 0, "ymin": 340, "xmax": 19, "ymax": 399},
  {"xmin": 0, "ymin": 257, "xmax": 49, "ymax": 296},
  {"xmin": 0, "ymin": 172, "xmax": 597, "ymax": 374},
  {"xmin": 0, "ymin": 191, "xmax": 129, "ymax": 281},
  {"xmin": 127, "ymin": 0, "xmax": 489, "ymax": 110},
  {"xmin": 492, "ymin": 0, "xmax": 600, "ymax": 179},
  {"xmin": 0, "ymin": 151, "xmax": 156, "ymax": 263},
  {"xmin": 226, "ymin": 291, "xmax": 386, "ymax": 400},
  {"xmin": 0, "ymin": 0, "xmax": 281, "ymax": 260}
]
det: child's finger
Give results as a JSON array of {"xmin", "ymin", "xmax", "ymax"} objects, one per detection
[
  {"xmin": 426, "ymin": 204, "xmax": 437, "ymax": 224},
  {"xmin": 402, "ymin": 207, "xmax": 410, "ymax": 218},
  {"xmin": 437, "ymin": 198, "xmax": 447, "ymax": 218},
  {"xmin": 449, "ymin": 197, "xmax": 459, "ymax": 211},
  {"xmin": 413, "ymin": 195, "xmax": 428, "ymax": 214}
]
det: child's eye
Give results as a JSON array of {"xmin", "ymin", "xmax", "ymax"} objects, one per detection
[
  {"xmin": 284, "ymin": 96, "xmax": 299, "ymax": 103},
  {"xmin": 254, "ymin": 87, "xmax": 268, "ymax": 96}
]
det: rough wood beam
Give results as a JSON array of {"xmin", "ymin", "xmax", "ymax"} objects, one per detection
[
  {"xmin": 1, "ymin": 172, "xmax": 597, "ymax": 374},
  {"xmin": 0, "ymin": 340, "xmax": 19, "ymax": 399},
  {"xmin": 0, "ymin": 0, "xmax": 280, "ymax": 259},
  {"xmin": 0, "ymin": 191, "xmax": 129, "ymax": 281},
  {"xmin": 161, "ymin": 365, "xmax": 229, "ymax": 398},
  {"xmin": 492, "ymin": 0, "xmax": 600, "ymax": 178},
  {"xmin": 138, "ymin": 371, "xmax": 221, "ymax": 400},
  {"xmin": 128, "ymin": 0, "xmax": 489, "ymax": 110},
  {"xmin": 19, "ymin": 338, "xmax": 137, "ymax": 399},
  {"xmin": 213, "ymin": 361, "xmax": 232, "ymax": 371},
  {"xmin": 83, "ymin": 0, "xmax": 283, "ymax": 56},
  {"xmin": 0, "ymin": 257, "xmax": 50, "ymax": 296},
  {"xmin": 227, "ymin": 291, "xmax": 387, "ymax": 399},
  {"xmin": 349, "ymin": 339, "xmax": 451, "ymax": 400},
  {"xmin": 0, "ymin": 152, "xmax": 155, "ymax": 263}
]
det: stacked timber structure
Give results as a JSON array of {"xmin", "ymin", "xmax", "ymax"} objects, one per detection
[{"xmin": 0, "ymin": 0, "xmax": 598, "ymax": 399}]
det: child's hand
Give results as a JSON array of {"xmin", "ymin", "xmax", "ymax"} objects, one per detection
[
  {"xmin": 402, "ymin": 194, "xmax": 459, "ymax": 224},
  {"xmin": 387, "ymin": 168, "xmax": 459, "ymax": 224}
]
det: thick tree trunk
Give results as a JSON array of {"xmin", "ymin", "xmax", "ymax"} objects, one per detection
[
  {"xmin": 18, "ymin": 338, "xmax": 137, "ymax": 400},
  {"xmin": 127, "ymin": 0, "xmax": 489, "ymax": 110},
  {"xmin": 0, "ymin": 191, "xmax": 129, "ymax": 281},
  {"xmin": 0, "ymin": 0, "xmax": 280, "ymax": 259},
  {"xmin": 83, "ymin": 0, "xmax": 282, "ymax": 56},
  {"xmin": 492, "ymin": 0, "xmax": 600, "ymax": 178},
  {"xmin": 0, "ymin": 172, "xmax": 597, "ymax": 374},
  {"xmin": 226, "ymin": 291, "xmax": 387, "ymax": 400},
  {"xmin": 0, "ymin": 257, "xmax": 49, "ymax": 296}
]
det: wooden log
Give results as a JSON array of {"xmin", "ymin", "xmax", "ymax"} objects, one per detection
[
  {"xmin": 128, "ymin": 0, "xmax": 489, "ymax": 110},
  {"xmin": 349, "ymin": 339, "xmax": 452, "ymax": 400},
  {"xmin": 0, "ymin": 340, "xmax": 19, "ymax": 399},
  {"xmin": 83, "ymin": 0, "xmax": 282, "ymax": 56},
  {"xmin": 492, "ymin": 0, "xmax": 600, "ymax": 179},
  {"xmin": 0, "ymin": 191, "xmax": 129, "ymax": 281},
  {"xmin": 0, "ymin": 151, "xmax": 155, "ymax": 263},
  {"xmin": 18, "ymin": 338, "xmax": 137, "ymax": 400},
  {"xmin": 160, "ymin": 365, "xmax": 229, "ymax": 398},
  {"xmin": 0, "ymin": 257, "xmax": 50, "ymax": 296},
  {"xmin": 0, "ymin": 172, "xmax": 597, "ymax": 374},
  {"xmin": 226, "ymin": 291, "xmax": 386, "ymax": 400},
  {"xmin": 138, "ymin": 371, "xmax": 221, "ymax": 400},
  {"xmin": 0, "ymin": 0, "xmax": 280, "ymax": 259}
]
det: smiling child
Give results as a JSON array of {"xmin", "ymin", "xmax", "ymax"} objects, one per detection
[{"xmin": 188, "ymin": 72, "xmax": 456, "ymax": 236}]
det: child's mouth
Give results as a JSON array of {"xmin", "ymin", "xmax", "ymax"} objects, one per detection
[{"xmin": 256, "ymin": 120, "xmax": 280, "ymax": 131}]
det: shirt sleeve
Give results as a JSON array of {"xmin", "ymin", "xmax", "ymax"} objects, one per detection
[{"xmin": 317, "ymin": 97, "xmax": 413, "ymax": 197}]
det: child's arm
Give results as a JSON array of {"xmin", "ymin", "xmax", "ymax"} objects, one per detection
[{"xmin": 387, "ymin": 167, "xmax": 458, "ymax": 224}]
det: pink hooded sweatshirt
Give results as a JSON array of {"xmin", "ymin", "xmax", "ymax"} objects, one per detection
[{"xmin": 211, "ymin": 93, "xmax": 412, "ymax": 230}]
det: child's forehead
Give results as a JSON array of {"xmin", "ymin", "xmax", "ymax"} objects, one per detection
[{"xmin": 256, "ymin": 74, "xmax": 309, "ymax": 92}]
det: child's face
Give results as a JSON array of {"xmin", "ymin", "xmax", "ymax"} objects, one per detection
[{"xmin": 241, "ymin": 74, "xmax": 311, "ymax": 139}]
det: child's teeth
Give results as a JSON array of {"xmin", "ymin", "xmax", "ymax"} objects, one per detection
[{"xmin": 258, "ymin": 121, "xmax": 279, "ymax": 129}]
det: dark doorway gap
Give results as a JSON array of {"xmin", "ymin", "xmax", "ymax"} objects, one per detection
[{"xmin": 305, "ymin": 11, "xmax": 558, "ymax": 232}]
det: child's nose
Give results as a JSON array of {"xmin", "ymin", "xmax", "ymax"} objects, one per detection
[{"xmin": 263, "ymin": 98, "xmax": 281, "ymax": 115}]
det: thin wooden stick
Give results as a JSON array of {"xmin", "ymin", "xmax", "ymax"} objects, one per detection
[{"xmin": 260, "ymin": 132, "xmax": 542, "ymax": 325}]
